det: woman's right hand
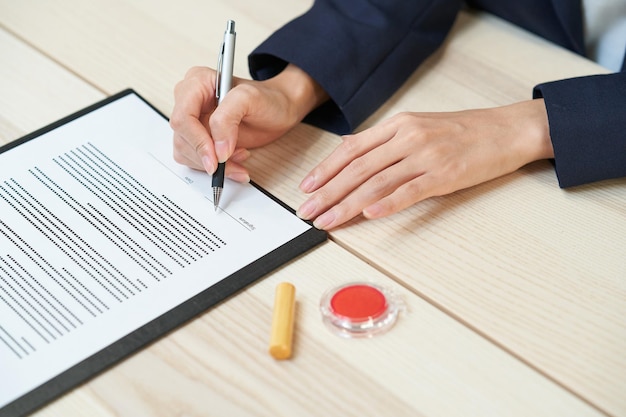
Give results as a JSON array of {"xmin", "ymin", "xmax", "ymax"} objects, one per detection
[{"xmin": 170, "ymin": 64, "xmax": 328, "ymax": 182}]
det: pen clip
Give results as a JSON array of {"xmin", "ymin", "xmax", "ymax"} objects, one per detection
[{"xmin": 215, "ymin": 41, "xmax": 225, "ymax": 102}]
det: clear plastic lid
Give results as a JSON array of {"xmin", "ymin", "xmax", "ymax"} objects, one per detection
[{"xmin": 320, "ymin": 282, "xmax": 402, "ymax": 338}]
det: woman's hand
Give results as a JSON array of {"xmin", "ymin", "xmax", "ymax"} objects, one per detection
[
  {"xmin": 170, "ymin": 64, "xmax": 328, "ymax": 181},
  {"xmin": 297, "ymin": 99, "xmax": 554, "ymax": 230}
]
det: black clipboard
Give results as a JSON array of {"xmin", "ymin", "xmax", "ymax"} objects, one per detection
[{"xmin": 0, "ymin": 89, "xmax": 327, "ymax": 417}]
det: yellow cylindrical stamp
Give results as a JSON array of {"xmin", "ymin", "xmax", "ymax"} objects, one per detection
[{"xmin": 269, "ymin": 282, "xmax": 296, "ymax": 359}]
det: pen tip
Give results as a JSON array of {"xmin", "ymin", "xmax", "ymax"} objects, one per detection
[{"xmin": 213, "ymin": 187, "xmax": 222, "ymax": 212}]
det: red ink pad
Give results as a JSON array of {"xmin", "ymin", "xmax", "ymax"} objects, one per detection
[{"xmin": 320, "ymin": 282, "xmax": 401, "ymax": 338}]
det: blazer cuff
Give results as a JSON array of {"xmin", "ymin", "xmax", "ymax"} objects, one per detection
[
  {"xmin": 248, "ymin": 53, "xmax": 351, "ymax": 135},
  {"xmin": 533, "ymin": 72, "xmax": 626, "ymax": 187}
]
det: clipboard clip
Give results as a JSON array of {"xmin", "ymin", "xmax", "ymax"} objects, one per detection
[{"xmin": 215, "ymin": 41, "xmax": 225, "ymax": 103}]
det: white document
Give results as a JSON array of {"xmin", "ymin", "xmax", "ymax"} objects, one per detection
[{"xmin": 0, "ymin": 92, "xmax": 318, "ymax": 410}]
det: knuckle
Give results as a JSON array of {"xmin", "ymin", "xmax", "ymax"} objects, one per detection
[
  {"xmin": 172, "ymin": 152, "xmax": 185, "ymax": 165},
  {"xmin": 374, "ymin": 199, "xmax": 396, "ymax": 217},
  {"xmin": 390, "ymin": 113, "xmax": 427, "ymax": 138},
  {"xmin": 403, "ymin": 180, "xmax": 424, "ymax": 199},
  {"xmin": 390, "ymin": 111, "xmax": 415, "ymax": 128},
  {"xmin": 184, "ymin": 65, "xmax": 208, "ymax": 79},
  {"xmin": 312, "ymin": 187, "xmax": 334, "ymax": 206},
  {"xmin": 234, "ymin": 82, "xmax": 256, "ymax": 95},
  {"xmin": 339, "ymin": 135, "xmax": 362, "ymax": 157},
  {"xmin": 376, "ymin": 184, "xmax": 422, "ymax": 217},
  {"xmin": 209, "ymin": 105, "xmax": 231, "ymax": 128},
  {"xmin": 194, "ymin": 140, "xmax": 209, "ymax": 155},
  {"xmin": 173, "ymin": 79, "xmax": 184, "ymax": 96},
  {"xmin": 369, "ymin": 171, "xmax": 390, "ymax": 193},
  {"xmin": 229, "ymin": 83, "xmax": 260, "ymax": 103},
  {"xmin": 172, "ymin": 136, "xmax": 184, "ymax": 152},
  {"xmin": 169, "ymin": 112, "xmax": 185, "ymax": 131},
  {"xmin": 329, "ymin": 199, "xmax": 360, "ymax": 223},
  {"xmin": 208, "ymin": 110, "xmax": 225, "ymax": 128},
  {"xmin": 345, "ymin": 157, "xmax": 369, "ymax": 178}
]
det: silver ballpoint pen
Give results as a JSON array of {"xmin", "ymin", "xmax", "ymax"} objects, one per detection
[{"xmin": 213, "ymin": 19, "xmax": 236, "ymax": 211}]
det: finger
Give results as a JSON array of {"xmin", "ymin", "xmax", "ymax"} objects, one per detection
[
  {"xmin": 209, "ymin": 85, "xmax": 252, "ymax": 163},
  {"xmin": 172, "ymin": 131, "xmax": 206, "ymax": 169},
  {"xmin": 171, "ymin": 71, "xmax": 218, "ymax": 172},
  {"xmin": 225, "ymin": 148, "xmax": 251, "ymax": 182},
  {"xmin": 173, "ymin": 147, "xmax": 250, "ymax": 181},
  {"xmin": 174, "ymin": 145, "xmax": 249, "ymax": 173},
  {"xmin": 310, "ymin": 159, "xmax": 423, "ymax": 230},
  {"xmin": 229, "ymin": 148, "xmax": 251, "ymax": 163},
  {"xmin": 300, "ymin": 123, "xmax": 396, "ymax": 193},
  {"xmin": 224, "ymin": 159, "xmax": 250, "ymax": 183},
  {"xmin": 172, "ymin": 130, "xmax": 247, "ymax": 171},
  {"xmin": 363, "ymin": 174, "xmax": 436, "ymax": 219},
  {"xmin": 172, "ymin": 143, "xmax": 204, "ymax": 171},
  {"xmin": 298, "ymin": 134, "xmax": 405, "ymax": 222}
]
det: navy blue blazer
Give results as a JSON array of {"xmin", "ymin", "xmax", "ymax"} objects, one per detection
[{"xmin": 249, "ymin": 0, "xmax": 626, "ymax": 188}]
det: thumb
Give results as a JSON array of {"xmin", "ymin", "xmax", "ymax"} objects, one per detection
[{"xmin": 209, "ymin": 92, "xmax": 246, "ymax": 163}]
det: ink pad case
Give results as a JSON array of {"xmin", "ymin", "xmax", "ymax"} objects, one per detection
[{"xmin": 320, "ymin": 282, "xmax": 402, "ymax": 338}]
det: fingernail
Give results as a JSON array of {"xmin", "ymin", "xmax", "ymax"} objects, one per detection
[
  {"xmin": 296, "ymin": 199, "xmax": 316, "ymax": 220},
  {"xmin": 215, "ymin": 141, "xmax": 229, "ymax": 163},
  {"xmin": 201, "ymin": 155, "xmax": 215, "ymax": 174},
  {"xmin": 363, "ymin": 203, "xmax": 383, "ymax": 218},
  {"xmin": 232, "ymin": 148, "xmax": 251, "ymax": 162},
  {"xmin": 313, "ymin": 210, "xmax": 335, "ymax": 230},
  {"xmin": 227, "ymin": 171, "xmax": 250, "ymax": 183},
  {"xmin": 299, "ymin": 175, "xmax": 315, "ymax": 193}
]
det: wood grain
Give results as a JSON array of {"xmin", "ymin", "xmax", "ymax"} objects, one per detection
[{"xmin": 1, "ymin": 1, "xmax": 624, "ymax": 415}]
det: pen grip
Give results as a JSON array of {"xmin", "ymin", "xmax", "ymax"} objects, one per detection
[{"xmin": 212, "ymin": 162, "xmax": 225, "ymax": 188}]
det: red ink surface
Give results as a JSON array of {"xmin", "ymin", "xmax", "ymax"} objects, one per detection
[{"xmin": 330, "ymin": 284, "xmax": 387, "ymax": 321}]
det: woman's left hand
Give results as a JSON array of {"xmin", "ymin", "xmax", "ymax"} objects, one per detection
[{"xmin": 296, "ymin": 99, "xmax": 553, "ymax": 230}]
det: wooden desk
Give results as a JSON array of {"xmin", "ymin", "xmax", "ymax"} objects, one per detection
[{"xmin": 1, "ymin": 1, "xmax": 624, "ymax": 416}]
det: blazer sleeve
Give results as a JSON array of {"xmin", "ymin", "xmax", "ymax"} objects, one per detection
[
  {"xmin": 248, "ymin": 0, "xmax": 463, "ymax": 134},
  {"xmin": 533, "ymin": 71, "xmax": 626, "ymax": 187}
]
